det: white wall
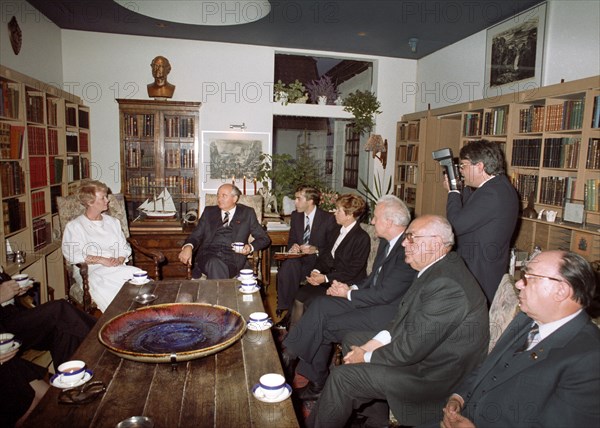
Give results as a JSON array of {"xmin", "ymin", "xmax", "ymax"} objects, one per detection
[
  {"xmin": 0, "ymin": 0, "xmax": 63, "ymax": 84},
  {"xmin": 414, "ymin": 0, "xmax": 600, "ymax": 111}
]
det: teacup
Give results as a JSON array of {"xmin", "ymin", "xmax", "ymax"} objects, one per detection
[
  {"xmin": 232, "ymin": 242, "xmax": 245, "ymax": 253},
  {"xmin": 239, "ymin": 268, "xmax": 254, "ymax": 279},
  {"xmin": 240, "ymin": 279, "xmax": 258, "ymax": 292},
  {"xmin": 132, "ymin": 271, "xmax": 148, "ymax": 283},
  {"xmin": 259, "ymin": 373, "xmax": 286, "ymax": 399},
  {"xmin": 0, "ymin": 333, "xmax": 15, "ymax": 353},
  {"xmin": 57, "ymin": 360, "xmax": 87, "ymax": 385},
  {"xmin": 11, "ymin": 273, "xmax": 29, "ymax": 288}
]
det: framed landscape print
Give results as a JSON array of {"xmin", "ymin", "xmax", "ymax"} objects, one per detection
[
  {"xmin": 485, "ymin": 2, "xmax": 547, "ymax": 93},
  {"xmin": 200, "ymin": 131, "xmax": 270, "ymax": 191}
]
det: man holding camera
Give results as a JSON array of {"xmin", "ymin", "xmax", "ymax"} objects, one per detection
[{"xmin": 443, "ymin": 139, "xmax": 519, "ymax": 304}]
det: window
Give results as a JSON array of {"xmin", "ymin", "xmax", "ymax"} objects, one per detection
[{"xmin": 343, "ymin": 124, "xmax": 360, "ymax": 188}]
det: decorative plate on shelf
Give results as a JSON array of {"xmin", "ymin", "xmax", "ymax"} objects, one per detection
[{"xmin": 98, "ymin": 303, "xmax": 246, "ymax": 363}]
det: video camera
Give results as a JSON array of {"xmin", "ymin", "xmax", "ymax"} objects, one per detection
[{"xmin": 432, "ymin": 148, "xmax": 462, "ymax": 191}]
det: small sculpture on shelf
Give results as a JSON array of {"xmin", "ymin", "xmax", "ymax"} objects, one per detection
[
  {"xmin": 522, "ymin": 191, "xmax": 537, "ymax": 219},
  {"xmin": 147, "ymin": 56, "xmax": 175, "ymax": 99}
]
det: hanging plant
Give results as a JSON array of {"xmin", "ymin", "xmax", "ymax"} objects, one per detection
[{"xmin": 343, "ymin": 90, "xmax": 382, "ymax": 136}]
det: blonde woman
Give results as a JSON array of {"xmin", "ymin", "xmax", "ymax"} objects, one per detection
[{"xmin": 62, "ymin": 180, "xmax": 140, "ymax": 312}]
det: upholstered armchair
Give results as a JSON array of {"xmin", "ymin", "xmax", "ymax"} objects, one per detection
[{"xmin": 57, "ymin": 194, "xmax": 165, "ymax": 313}]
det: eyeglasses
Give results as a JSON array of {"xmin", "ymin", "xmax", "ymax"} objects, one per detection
[
  {"xmin": 458, "ymin": 162, "xmax": 473, "ymax": 170},
  {"xmin": 403, "ymin": 232, "xmax": 439, "ymax": 243},
  {"xmin": 521, "ymin": 272, "xmax": 564, "ymax": 286}
]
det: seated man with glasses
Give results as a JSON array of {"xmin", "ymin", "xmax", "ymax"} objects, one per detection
[
  {"xmin": 307, "ymin": 215, "xmax": 490, "ymax": 427},
  {"xmin": 435, "ymin": 250, "xmax": 600, "ymax": 428},
  {"xmin": 445, "ymin": 139, "xmax": 519, "ymax": 305}
]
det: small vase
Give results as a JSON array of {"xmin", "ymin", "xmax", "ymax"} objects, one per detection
[
  {"xmin": 276, "ymin": 91, "xmax": 289, "ymax": 105},
  {"xmin": 317, "ymin": 95, "xmax": 327, "ymax": 105},
  {"xmin": 334, "ymin": 96, "xmax": 343, "ymax": 106}
]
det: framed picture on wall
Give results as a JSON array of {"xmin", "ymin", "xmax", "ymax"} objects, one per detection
[
  {"xmin": 200, "ymin": 131, "xmax": 270, "ymax": 191},
  {"xmin": 485, "ymin": 2, "xmax": 547, "ymax": 93}
]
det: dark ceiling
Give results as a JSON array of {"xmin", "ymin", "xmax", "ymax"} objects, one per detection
[{"xmin": 26, "ymin": 0, "xmax": 545, "ymax": 59}]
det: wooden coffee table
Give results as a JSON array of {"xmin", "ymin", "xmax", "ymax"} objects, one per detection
[{"xmin": 23, "ymin": 279, "xmax": 299, "ymax": 428}]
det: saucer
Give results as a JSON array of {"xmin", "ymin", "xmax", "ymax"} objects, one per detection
[
  {"xmin": 129, "ymin": 278, "xmax": 151, "ymax": 285},
  {"xmin": 235, "ymin": 274, "xmax": 257, "ymax": 281},
  {"xmin": 50, "ymin": 369, "xmax": 94, "ymax": 389},
  {"xmin": 238, "ymin": 285, "xmax": 260, "ymax": 294},
  {"xmin": 19, "ymin": 279, "xmax": 34, "ymax": 289},
  {"xmin": 0, "ymin": 339, "xmax": 22, "ymax": 353},
  {"xmin": 247, "ymin": 320, "xmax": 273, "ymax": 331},
  {"xmin": 252, "ymin": 383, "xmax": 292, "ymax": 403}
]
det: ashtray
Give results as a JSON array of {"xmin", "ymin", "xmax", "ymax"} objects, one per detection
[
  {"xmin": 133, "ymin": 293, "xmax": 157, "ymax": 304},
  {"xmin": 116, "ymin": 416, "xmax": 154, "ymax": 428}
]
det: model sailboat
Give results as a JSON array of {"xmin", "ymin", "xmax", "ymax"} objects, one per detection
[{"xmin": 138, "ymin": 188, "xmax": 177, "ymax": 219}]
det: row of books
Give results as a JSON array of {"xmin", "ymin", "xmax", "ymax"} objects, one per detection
[
  {"xmin": 545, "ymin": 99, "xmax": 585, "ymax": 131},
  {"xmin": 26, "ymin": 93, "xmax": 44, "ymax": 124},
  {"xmin": 463, "ymin": 113, "xmax": 481, "ymax": 136},
  {"xmin": 66, "ymin": 155, "xmax": 89, "ymax": 182},
  {"xmin": 482, "ymin": 106, "xmax": 509, "ymax": 136},
  {"xmin": 78, "ymin": 109, "xmax": 89, "ymax": 129},
  {"xmin": 47, "ymin": 99, "xmax": 58, "ymax": 126},
  {"xmin": 396, "ymin": 165, "xmax": 419, "ymax": 185},
  {"xmin": 518, "ymin": 105, "xmax": 545, "ymax": 133},
  {"xmin": 0, "ymin": 161, "xmax": 25, "ymax": 197},
  {"xmin": 65, "ymin": 106, "xmax": 77, "ymax": 127},
  {"xmin": 66, "ymin": 132, "xmax": 78, "ymax": 152},
  {"xmin": 32, "ymin": 217, "xmax": 51, "ymax": 251},
  {"xmin": 541, "ymin": 137, "xmax": 580, "ymax": 169},
  {"xmin": 584, "ymin": 179, "xmax": 599, "ymax": 212},
  {"xmin": 48, "ymin": 128, "xmax": 59, "ymax": 155},
  {"xmin": 27, "ymin": 125, "xmax": 47, "ymax": 155},
  {"xmin": 511, "ymin": 138, "xmax": 542, "ymax": 167},
  {"xmin": 79, "ymin": 131, "xmax": 89, "ymax": 152},
  {"xmin": 2, "ymin": 198, "xmax": 26, "ymax": 234},
  {"xmin": 396, "ymin": 184, "xmax": 417, "ymax": 206},
  {"xmin": 125, "ymin": 148, "xmax": 155, "ymax": 168},
  {"xmin": 397, "ymin": 122, "xmax": 419, "ymax": 141},
  {"xmin": 31, "ymin": 190, "xmax": 46, "ymax": 218},
  {"xmin": 0, "ymin": 80, "xmax": 20, "ymax": 119},
  {"xmin": 164, "ymin": 148, "xmax": 195, "ymax": 169},
  {"xmin": 29, "ymin": 156, "xmax": 48, "ymax": 189},
  {"xmin": 396, "ymin": 144, "xmax": 418, "ymax": 162},
  {"xmin": 49, "ymin": 157, "xmax": 64, "ymax": 185},
  {"xmin": 586, "ymin": 138, "xmax": 600, "ymax": 170},
  {"xmin": 592, "ymin": 95, "xmax": 600, "ymax": 128},
  {"xmin": 0, "ymin": 123, "xmax": 24, "ymax": 159},
  {"xmin": 126, "ymin": 176, "xmax": 196, "ymax": 195},
  {"xmin": 123, "ymin": 114, "xmax": 154, "ymax": 137},
  {"xmin": 511, "ymin": 173, "xmax": 538, "ymax": 202},
  {"xmin": 539, "ymin": 176, "xmax": 576, "ymax": 206},
  {"xmin": 164, "ymin": 116, "xmax": 195, "ymax": 138}
]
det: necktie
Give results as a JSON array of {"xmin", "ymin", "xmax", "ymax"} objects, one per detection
[
  {"xmin": 372, "ymin": 241, "xmax": 390, "ymax": 285},
  {"xmin": 222, "ymin": 211, "xmax": 229, "ymax": 227},
  {"xmin": 303, "ymin": 216, "xmax": 310, "ymax": 244},
  {"xmin": 517, "ymin": 323, "xmax": 539, "ymax": 352}
]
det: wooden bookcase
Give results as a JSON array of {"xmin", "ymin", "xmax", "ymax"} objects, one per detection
[
  {"xmin": 398, "ymin": 75, "xmax": 600, "ymax": 262},
  {"xmin": 117, "ymin": 99, "xmax": 201, "ymax": 222},
  {"xmin": 394, "ymin": 120, "xmax": 421, "ymax": 213},
  {"xmin": 0, "ymin": 65, "xmax": 91, "ymax": 301}
]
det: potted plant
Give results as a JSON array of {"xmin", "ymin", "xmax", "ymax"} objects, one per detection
[
  {"xmin": 306, "ymin": 75, "xmax": 338, "ymax": 105},
  {"xmin": 343, "ymin": 90, "xmax": 382, "ymax": 136},
  {"xmin": 273, "ymin": 79, "xmax": 307, "ymax": 105},
  {"xmin": 358, "ymin": 173, "xmax": 392, "ymax": 219}
]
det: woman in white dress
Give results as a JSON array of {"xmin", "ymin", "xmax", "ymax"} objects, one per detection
[{"xmin": 62, "ymin": 180, "xmax": 141, "ymax": 312}]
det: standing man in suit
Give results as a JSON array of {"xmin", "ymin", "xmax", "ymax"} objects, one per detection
[
  {"xmin": 438, "ymin": 250, "xmax": 600, "ymax": 428},
  {"xmin": 178, "ymin": 184, "xmax": 270, "ymax": 279},
  {"xmin": 282, "ymin": 195, "xmax": 417, "ymax": 400},
  {"xmin": 445, "ymin": 139, "xmax": 519, "ymax": 304},
  {"xmin": 308, "ymin": 215, "xmax": 489, "ymax": 428},
  {"xmin": 275, "ymin": 186, "xmax": 338, "ymax": 325}
]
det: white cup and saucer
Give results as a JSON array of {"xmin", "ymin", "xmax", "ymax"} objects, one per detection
[
  {"xmin": 130, "ymin": 270, "xmax": 150, "ymax": 285},
  {"xmin": 252, "ymin": 373, "xmax": 291, "ymax": 403},
  {"xmin": 236, "ymin": 268, "xmax": 256, "ymax": 281},
  {"xmin": 247, "ymin": 311, "xmax": 272, "ymax": 331},
  {"xmin": 231, "ymin": 242, "xmax": 245, "ymax": 254},
  {"xmin": 0, "ymin": 333, "xmax": 22, "ymax": 354},
  {"xmin": 11, "ymin": 273, "xmax": 32, "ymax": 288},
  {"xmin": 50, "ymin": 359, "xmax": 94, "ymax": 389},
  {"xmin": 239, "ymin": 278, "xmax": 259, "ymax": 294}
]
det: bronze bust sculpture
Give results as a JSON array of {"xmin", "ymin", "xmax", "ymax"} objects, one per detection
[{"xmin": 147, "ymin": 56, "xmax": 175, "ymax": 99}]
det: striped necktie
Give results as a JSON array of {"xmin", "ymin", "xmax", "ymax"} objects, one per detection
[
  {"xmin": 517, "ymin": 322, "xmax": 539, "ymax": 352},
  {"xmin": 303, "ymin": 216, "xmax": 310, "ymax": 244},
  {"xmin": 222, "ymin": 211, "xmax": 229, "ymax": 227}
]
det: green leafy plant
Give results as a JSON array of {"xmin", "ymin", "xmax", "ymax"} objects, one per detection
[
  {"xmin": 358, "ymin": 173, "xmax": 392, "ymax": 217},
  {"xmin": 343, "ymin": 90, "xmax": 382, "ymax": 135},
  {"xmin": 273, "ymin": 79, "xmax": 307, "ymax": 105}
]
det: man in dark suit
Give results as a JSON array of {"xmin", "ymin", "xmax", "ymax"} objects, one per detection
[
  {"xmin": 308, "ymin": 215, "xmax": 490, "ymax": 428},
  {"xmin": 178, "ymin": 184, "xmax": 270, "ymax": 279},
  {"xmin": 282, "ymin": 195, "xmax": 417, "ymax": 400},
  {"xmin": 275, "ymin": 186, "xmax": 338, "ymax": 323},
  {"xmin": 438, "ymin": 250, "xmax": 600, "ymax": 428},
  {"xmin": 445, "ymin": 139, "xmax": 519, "ymax": 304}
]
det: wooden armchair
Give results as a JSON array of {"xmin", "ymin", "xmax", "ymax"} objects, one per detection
[{"xmin": 57, "ymin": 194, "xmax": 165, "ymax": 313}]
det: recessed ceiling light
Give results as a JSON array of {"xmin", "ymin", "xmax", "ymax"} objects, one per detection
[
  {"xmin": 114, "ymin": 0, "xmax": 271, "ymax": 26},
  {"xmin": 357, "ymin": 32, "xmax": 367, "ymax": 37}
]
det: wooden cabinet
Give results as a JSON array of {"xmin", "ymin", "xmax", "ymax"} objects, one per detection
[
  {"xmin": 0, "ymin": 65, "xmax": 90, "ymax": 301},
  {"xmin": 399, "ymin": 75, "xmax": 600, "ymax": 262},
  {"xmin": 117, "ymin": 99, "xmax": 201, "ymax": 221}
]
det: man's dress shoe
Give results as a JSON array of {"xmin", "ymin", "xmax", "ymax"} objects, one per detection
[{"xmin": 296, "ymin": 380, "xmax": 324, "ymax": 401}]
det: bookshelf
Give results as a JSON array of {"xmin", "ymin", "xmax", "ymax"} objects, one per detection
[
  {"xmin": 1, "ymin": 65, "xmax": 91, "ymax": 301},
  {"xmin": 399, "ymin": 76, "xmax": 600, "ymax": 262},
  {"xmin": 117, "ymin": 99, "xmax": 201, "ymax": 222},
  {"xmin": 394, "ymin": 120, "xmax": 421, "ymax": 212}
]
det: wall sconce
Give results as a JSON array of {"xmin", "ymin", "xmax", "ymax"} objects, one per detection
[
  {"xmin": 229, "ymin": 122, "xmax": 246, "ymax": 130},
  {"xmin": 364, "ymin": 134, "xmax": 388, "ymax": 169},
  {"xmin": 408, "ymin": 37, "xmax": 418, "ymax": 53}
]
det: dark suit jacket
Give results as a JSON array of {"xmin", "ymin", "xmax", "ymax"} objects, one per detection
[
  {"xmin": 287, "ymin": 208, "xmax": 338, "ymax": 255},
  {"xmin": 367, "ymin": 253, "xmax": 490, "ymax": 426},
  {"xmin": 184, "ymin": 204, "xmax": 270, "ymax": 277},
  {"xmin": 446, "ymin": 174, "xmax": 519, "ymax": 303},
  {"xmin": 313, "ymin": 222, "xmax": 370, "ymax": 284},
  {"xmin": 457, "ymin": 311, "xmax": 600, "ymax": 427}
]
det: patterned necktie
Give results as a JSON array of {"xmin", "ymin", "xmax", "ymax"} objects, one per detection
[
  {"xmin": 517, "ymin": 322, "xmax": 539, "ymax": 352},
  {"xmin": 303, "ymin": 216, "xmax": 310, "ymax": 244},
  {"xmin": 373, "ymin": 241, "xmax": 390, "ymax": 285},
  {"xmin": 222, "ymin": 211, "xmax": 229, "ymax": 227}
]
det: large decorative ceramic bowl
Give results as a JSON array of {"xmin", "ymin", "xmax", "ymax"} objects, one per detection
[{"xmin": 98, "ymin": 303, "xmax": 246, "ymax": 363}]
